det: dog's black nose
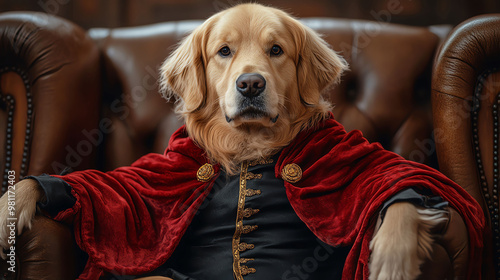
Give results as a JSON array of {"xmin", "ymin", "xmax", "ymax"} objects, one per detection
[{"xmin": 236, "ymin": 73, "xmax": 266, "ymax": 97}]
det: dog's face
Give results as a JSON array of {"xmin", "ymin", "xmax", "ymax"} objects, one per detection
[
  {"xmin": 205, "ymin": 8, "xmax": 297, "ymax": 128},
  {"xmin": 160, "ymin": 3, "xmax": 347, "ymax": 171}
]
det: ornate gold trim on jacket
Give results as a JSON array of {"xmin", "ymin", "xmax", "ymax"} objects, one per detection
[
  {"xmin": 245, "ymin": 172, "xmax": 263, "ymax": 180},
  {"xmin": 249, "ymin": 158, "xmax": 274, "ymax": 166},
  {"xmin": 242, "ymin": 225, "xmax": 258, "ymax": 234},
  {"xmin": 242, "ymin": 208, "xmax": 259, "ymax": 218},
  {"xmin": 245, "ymin": 189, "xmax": 261, "ymax": 197},
  {"xmin": 232, "ymin": 161, "xmax": 262, "ymax": 279}
]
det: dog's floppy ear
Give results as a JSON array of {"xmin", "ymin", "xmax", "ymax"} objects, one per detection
[
  {"xmin": 160, "ymin": 19, "xmax": 214, "ymax": 113},
  {"xmin": 285, "ymin": 17, "xmax": 348, "ymax": 106}
]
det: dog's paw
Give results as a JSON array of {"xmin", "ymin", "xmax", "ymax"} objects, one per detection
[
  {"xmin": 0, "ymin": 179, "xmax": 44, "ymax": 259},
  {"xmin": 369, "ymin": 202, "xmax": 448, "ymax": 280}
]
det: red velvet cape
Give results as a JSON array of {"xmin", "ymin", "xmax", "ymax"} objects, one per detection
[{"xmin": 52, "ymin": 116, "xmax": 484, "ymax": 280}]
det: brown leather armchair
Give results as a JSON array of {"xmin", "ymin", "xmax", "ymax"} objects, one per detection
[
  {"xmin": 0, "ymin": 10, "xmax": 492, "ymax": 279},
  {"xmin": 433, "ymin": 14, "xmax": 500, "ymax": 280}
]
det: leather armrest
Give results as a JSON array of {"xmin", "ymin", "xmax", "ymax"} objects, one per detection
[
  {"xmin": 0, "ymin": 215, "xmax": 78, "ymax": 280},
  {"xmin": 0, "ymin": 12, "xmax": 101, "ymax": 179}
]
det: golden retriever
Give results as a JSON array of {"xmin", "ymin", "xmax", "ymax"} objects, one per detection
[
  {"xmin": 160, "ymin": 3, "xmax": 346, "ymax": 175},
  {"xmin": 0, "ymin": 3, "xmax": 447, "ymax": 280}
]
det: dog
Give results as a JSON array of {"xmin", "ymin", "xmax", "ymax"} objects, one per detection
[{"xmin": 0, "ymin": 4, "xmax": 448, "ymax": 280}]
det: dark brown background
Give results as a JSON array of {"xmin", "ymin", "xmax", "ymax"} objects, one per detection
[{"xmin": 1, "ymin": 0, "xmax": 499, "ymax": 29}]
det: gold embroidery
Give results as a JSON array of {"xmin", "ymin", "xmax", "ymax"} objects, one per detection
[
  {"xmin": 232, "ymin": 161, "xmax": 262, "ymax": 280},
  {"xmin": 240, "ymin": 265, "xmax": 257, "ymax": 276},
  {"xmin": 245, "ymin": 172, "xmax": 263, "ymax": 180},
  {"xmin": 249, "ymin": 158, "xmax": 274, "ymax": 166},
  {"xmin": 243, "ymin": 208, "xmax": 259, "ymax": 218},
  {"xmin": 281, "ymin": 163, "xmax": 302, "ymax": 183},
  {"xmin": 242, "ymin": 225, "xmax": 258, "ymax": 234},
  {"xmin": 232, "ymin": 161, "xmax": 251, "ymax": 280},
  {"xmin": 240, "ymin": 258, "xmax": 254, "ymax": 264},
  {"xmin": 238, "ymin": 242, "xmax": 255, "ymax": 252},
  {"xmin": 245, "ymin": 189, "xmax": 261, "ymax": 197},
  {"xmin": 197, "ymin": 163, "xmax": 215, "ymax": 182}
]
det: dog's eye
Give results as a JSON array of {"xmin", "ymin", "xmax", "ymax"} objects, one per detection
[
  {"xmin": 270, "ymin": 45, "xmax": 283, "ymax": 56},
  {"xmin": 218, "ymin": 46, "xmax": 232, "ymax": 57}
]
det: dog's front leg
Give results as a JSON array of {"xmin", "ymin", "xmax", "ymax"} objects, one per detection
[
  {"xmin": 0, "ymin": 179, "xmax": 45, "ymax": 259},
  {"xmin": 369, "ymin": 202, "xmax": 448, "ymax": 280}
]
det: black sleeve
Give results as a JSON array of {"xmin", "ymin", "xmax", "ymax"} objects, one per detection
[
  {"xmin": 379, "ymin": 188, "xmax": 449, "ymax": 222},
  {"xmin": 25, "ymin": 174, "xmax": 76, "ymax": 217}
]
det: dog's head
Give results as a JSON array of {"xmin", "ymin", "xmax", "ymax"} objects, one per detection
[{"xmin": 161, "ymin": 3, "xmax": 347, "ymax": 172}]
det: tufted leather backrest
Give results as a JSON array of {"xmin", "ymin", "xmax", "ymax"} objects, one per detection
[
  {"xmin": 85, "ymin": 18, "xmax": 451, "ymax": 171},
  {"xmin": 432, "ymin": 14, "xmax": 500, "ymax": 279}
]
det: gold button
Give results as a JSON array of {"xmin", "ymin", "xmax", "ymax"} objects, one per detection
[
  {"xmin": 281, "ymin": 163, "xmax": 302, "ymax": 183},
  {"xmin": 197, "ymin": 163, "xmax": 214, "ymax": 182}
]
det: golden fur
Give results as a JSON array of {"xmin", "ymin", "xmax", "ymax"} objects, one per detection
[
  {"xmin": 160, "ymin": 3, "xmax": 347, "ymax": 174},
  {"xmin": 369, "ymin": 202, "xmax": 448, "ymax": 279},
  {"xmin": 0, "ymin": 179, "xmax": 42, "ymax": 259}
]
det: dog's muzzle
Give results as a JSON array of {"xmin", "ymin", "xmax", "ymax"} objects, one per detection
[{"xmin": 225, "ymin": 73, "xmax": 279, "ymax": 124}]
